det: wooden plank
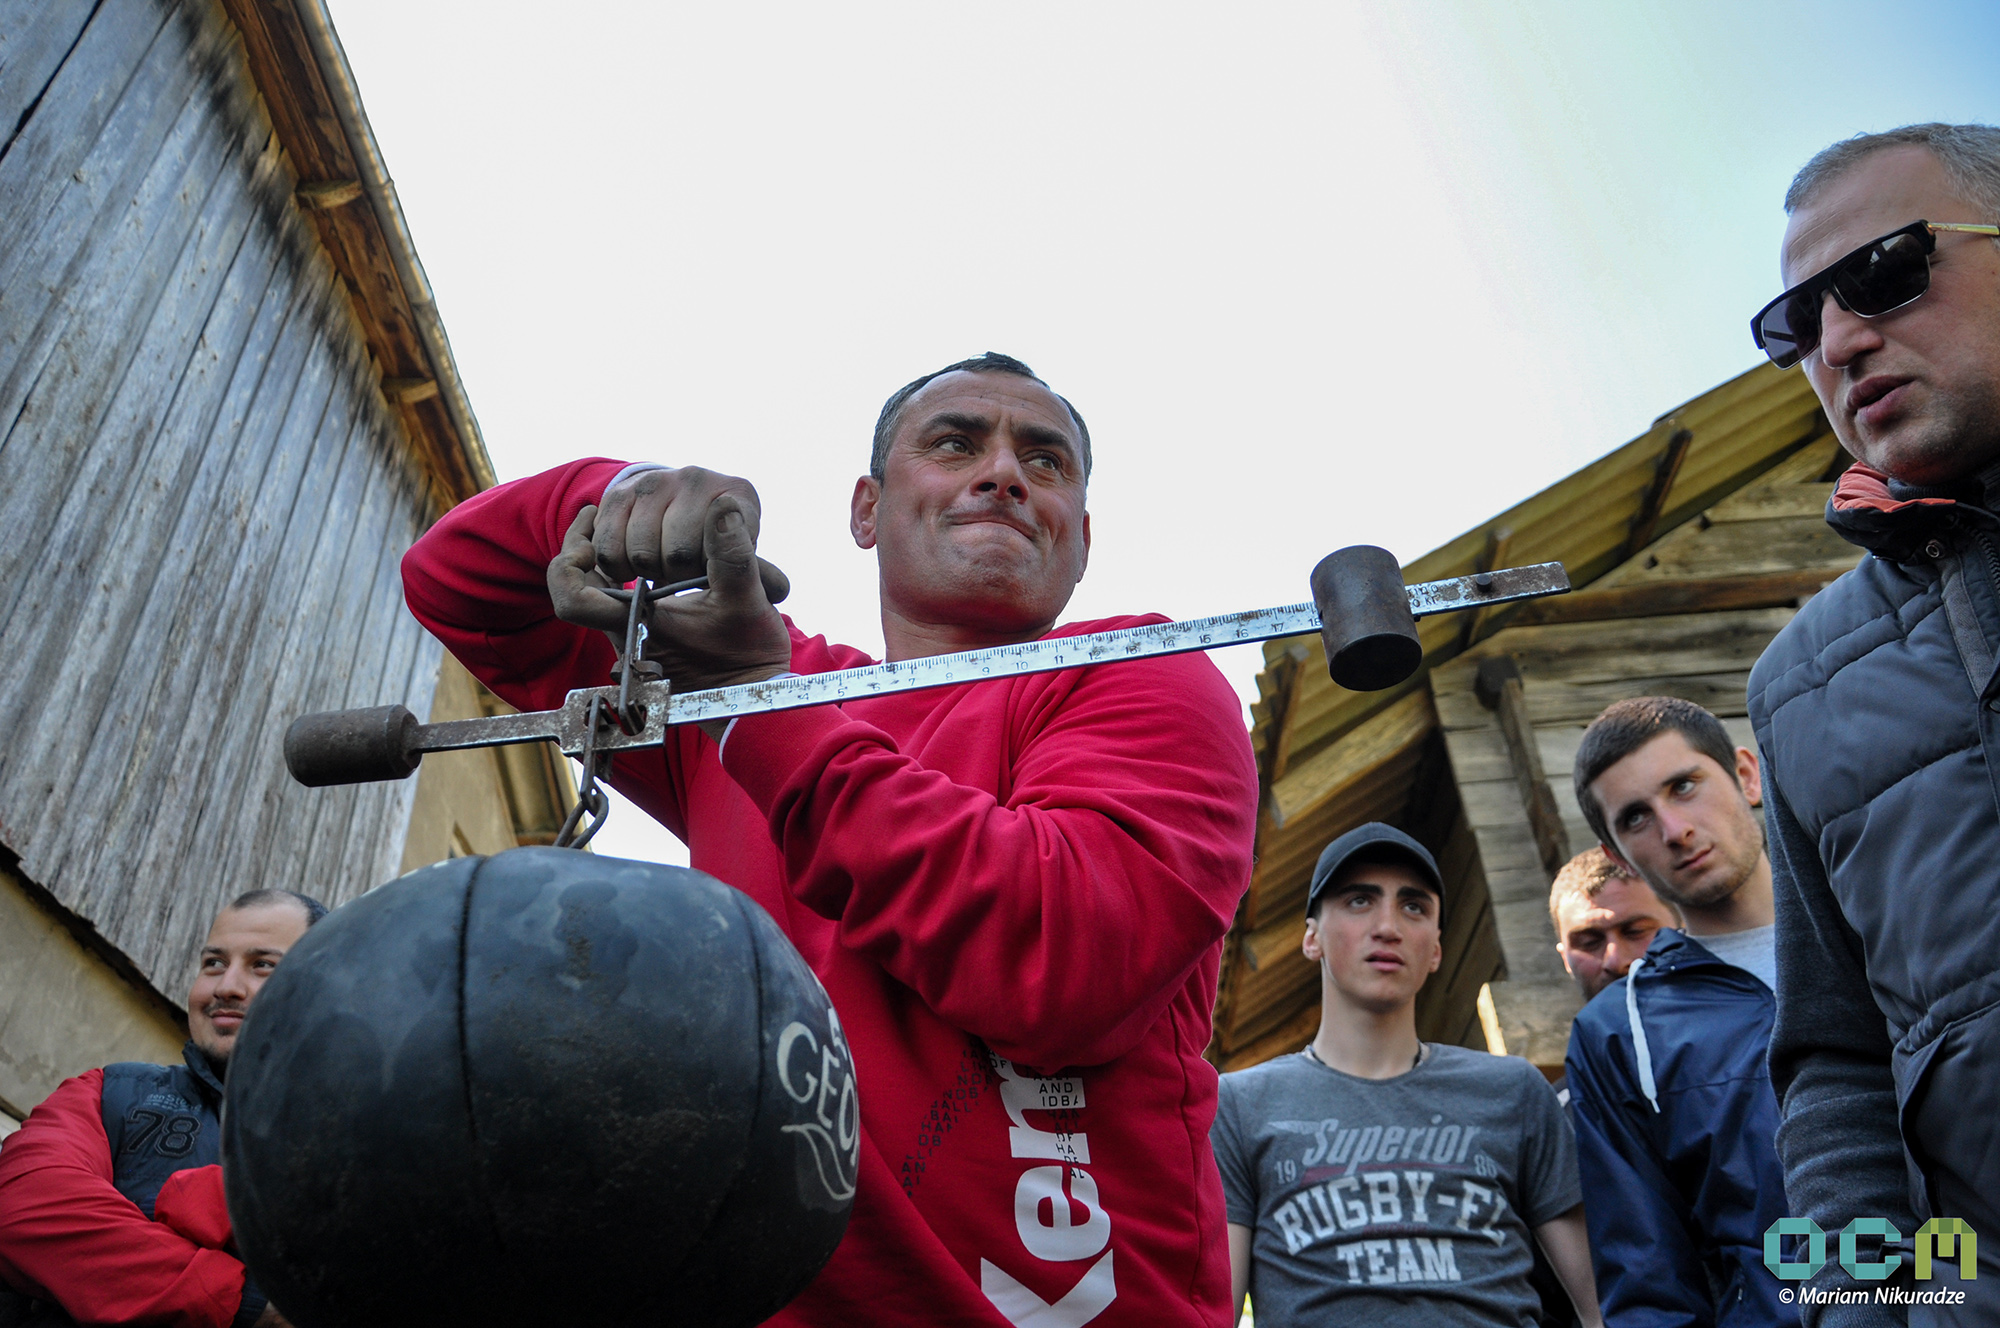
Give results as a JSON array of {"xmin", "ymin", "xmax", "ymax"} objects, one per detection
[
  {"xmin": 1442, "ymin": 669, "xmax": 1761, "ymax": 730},
  {"xmin": 1718, "ymin": 433, "xmax": 1844, "ymax": 493},
  {"xmin": 1705, "ymin": 485, "xmax": 1836, "ymax": 523},
  {"xmin": 1269, "ymin": 688, "xmax": 1435, "ymax": 827},
  {"xmin": 1624, "ymin": 425, "xmax": 1693, "ymax": 555},
  {"xmin": 1, "ymin": 58, "xmax": 265, "ymax": 891},
  {"xmin": 1269, "ymin": 415, "xmax": 1825, "ymax": 766},
  {"xmin": 1449, "ymin": 714, "xmax": 1756, "ymax": 788},
  {"xmin": 218, "ymin": 0, "xmax": 487, "ymax": 506},
  {"xmin": 1245, "ymin": 772, "xmax": 1419, "ymax": 924},
  {"xmin": 1508, "ymin": 567, "xmax": 1849, "ymax": 627},
  {"xmin": 194, "ymin": 266, "xmax": 354, "ymax": 904},
  {"xmin": 0, "ymin": 0, "xmax": 180, "ymax": 306},
  {"xmin": 0, "ymin": 21, "xmax": 248, "ymax": 624},
  {"xmin": 1598, "ymin": 516, "xmax": 1856, "ymax": 586},
  {"xmin": 1488, "ymin": 901, "xmax": 1583, "ymax": 1066},
  {"xmin": 0, "ymin": 2, "xmax": 101, "ymax": 158},
  {"xmin": 1472, "ymin": 658, "xmax": 1570, "ymax": 874},
  {"xmin": 133, "ymin": 248, "xmax": 334, "ymax": 958},
  {"xmin": 53, "ymin": 140, "xmax": 294, "ymax": 952}
]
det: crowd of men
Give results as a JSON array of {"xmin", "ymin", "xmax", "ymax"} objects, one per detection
[{"xmin": 0, "ymin": 120, "xmax": 1995, "ymax": 1327}]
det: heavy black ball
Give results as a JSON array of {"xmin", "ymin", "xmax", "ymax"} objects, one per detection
[{"xmin": 224, "ymin": 849, "xmax": 857, "ymax": 1328}]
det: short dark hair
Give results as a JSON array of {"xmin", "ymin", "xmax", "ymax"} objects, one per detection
[
  {"xmin": 228, "ymin": 888, "xmax": 328, "ymax": 928},
  {"xmin": 1572, "ymin": 696, "xmax": 1740, "ymax": 847},
  {"xmin": 869, "ymin": 351, "xmax": 1092, "ymax": 483}
]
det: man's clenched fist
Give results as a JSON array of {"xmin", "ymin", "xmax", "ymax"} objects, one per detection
[{"xmin": 549, "ymin": 477, "xmax": 794, "ymax": 734}]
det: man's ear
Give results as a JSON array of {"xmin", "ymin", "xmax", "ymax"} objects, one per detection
[
  {"xmin": 1427, "ymin": 933, "xmax": 1443, "ymax": 974},
  {"xmin": 850, "ymin": 476, "xmax": 880, "ymax": 550},
  {"xmin": 1078, "ymin": 510, "xmax": 1091, "ymax": 581},
  {"xmin": 1556, "ymin": 943, "xmax": 1577, "ymax": 978},
  {"xmin": 1734, "ymin": 744, "xmax": 1764, "ymax": 808},
  {"xmin": 1301, "ymin": 917, "xmax": 1324, "ymax": 963}
]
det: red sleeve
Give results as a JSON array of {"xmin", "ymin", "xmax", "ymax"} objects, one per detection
[
  {"xmin": 0, "ymin": 1073, "xmax": 248, "ymax": 1328},
  {"xmin": 404, "ymin": 460, "xmax": 1260, "ymax": 1069},
  {"xmin": 153, "ymin": 1167, "xmax": 232, "ymax": 1252},
  {"xmin": 400, "ymin": 455, "xmax": 627, "ymax": 715},
  {"xmin": 719, "ymin": 647, "xmax": 1258, "ymax": 1070},
  {"xmin": 400, "ymin": 457, "xmax": 699, "ymax": 839}
]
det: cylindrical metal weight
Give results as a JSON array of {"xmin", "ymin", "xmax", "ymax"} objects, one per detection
[
  {"xmin": 225, "ymin": 849, "xmax": 856, "ymax": 1328},
  {"xmin": 283, "ymin": 704, "xmax": 422, "ymax": 786},
  {"xmin": 1311, "ymin": 545, "xmax": 1424, "ymax": 691}
]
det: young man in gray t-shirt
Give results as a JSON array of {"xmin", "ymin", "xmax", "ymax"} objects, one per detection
[{"xmin": 1211, "ymin": 823, "xmax": 1601, "ymax": 1327}]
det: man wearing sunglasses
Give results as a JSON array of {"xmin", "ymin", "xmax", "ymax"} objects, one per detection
[{"xmin": 1746, "ymin": 123, "xmax": 2000, "ymax": 1317}]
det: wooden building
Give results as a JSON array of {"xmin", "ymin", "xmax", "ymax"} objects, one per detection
[
  {"xmin": 1210, "ymin": 363, "xmax": 1862, "ymax": 1074},
  {"xmin": 0, "ymin": 0, "xmax": 570, "ymax": 1132}
]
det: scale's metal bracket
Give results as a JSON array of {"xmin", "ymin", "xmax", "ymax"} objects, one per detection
[{"xmin": 283, "ymin": 559, "xmax": 1568, "ymax": 790}]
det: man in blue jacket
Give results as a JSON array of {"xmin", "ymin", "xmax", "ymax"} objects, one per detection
[
  {"xmin": 1566, "ymin": 696, "xmax": 1796, "ymax": 1327},
  {"xmin": 1746, "ymin": 123, "xmax": 2000, "ymax": 1323}
]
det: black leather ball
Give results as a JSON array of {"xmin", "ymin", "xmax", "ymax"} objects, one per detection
[{"xmin": 224, "ymin": 849, "xmax": 856, "ymax": 1327}]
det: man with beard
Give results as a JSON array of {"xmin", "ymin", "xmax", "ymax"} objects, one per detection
[
  {"xmin": 1746, "ymin": 123, "xmax": 2000, "ymax": 1320},
  {"xmin": 401, "ymin": 353, "xmax": 1259, "ymax": 1326},
  {"xmin": 0, "ymin": 890, "xmax": 322, "ymax": 1326},
  {"xmin": 1566, "ymin": 697, "xmax": 1794, "ymax": 1327}
]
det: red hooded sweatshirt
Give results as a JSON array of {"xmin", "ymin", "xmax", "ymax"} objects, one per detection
[{"xmin": 401, "ymin": 458, "xmax": 1258, "ymax": 1327}]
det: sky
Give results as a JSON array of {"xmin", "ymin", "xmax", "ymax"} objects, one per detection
[{"xmin": 324, "ymin": 1, "xmax": 1999, "ymax": 867}]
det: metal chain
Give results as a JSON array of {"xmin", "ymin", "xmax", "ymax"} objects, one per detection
[
  {"xmin": 551, "ymin": 575, "xmax": 708, "ymax": 849},
  {"xmin": 552, "ymin": 696, "xmax": 613, "ymax": 849}
]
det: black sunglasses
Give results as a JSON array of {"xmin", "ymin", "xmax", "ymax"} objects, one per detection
[{"xmin": 1751, "ymin": 219, "xmax": 1999, "ymax": 369}]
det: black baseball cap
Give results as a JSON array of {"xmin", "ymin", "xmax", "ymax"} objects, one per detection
[{"xmin": 1304, "ymin": 823, "xmax": 1445, "ymax": 922}]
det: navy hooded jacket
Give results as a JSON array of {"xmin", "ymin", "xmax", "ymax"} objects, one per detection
[{"xmin": 1565, "ymin": 930, "xmax": 1797, "ymax": 1328}]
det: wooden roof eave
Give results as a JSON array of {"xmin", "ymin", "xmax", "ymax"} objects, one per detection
[
  {"xmin": 1251, "ymin": 364, "xmax": 1826, "ymax": 778},
  {"xmin": 218, "ymin": 0, "xmax": 496, "ymax": 512}
]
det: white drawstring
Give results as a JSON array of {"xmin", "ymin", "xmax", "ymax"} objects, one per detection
[{"xmin": 1626, "ymin": 957, "xmax": 1660, "ymax": 1113}]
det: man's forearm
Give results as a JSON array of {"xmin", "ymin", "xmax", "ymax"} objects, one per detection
[{"xmin": 1533, "ymin": 1207, "xmax": 1604, "ymax": 1328}]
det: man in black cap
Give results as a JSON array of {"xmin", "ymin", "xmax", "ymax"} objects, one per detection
[{"xmin": 1209, "ymin": 823, "xmax": 1601, "ymax": 1327}]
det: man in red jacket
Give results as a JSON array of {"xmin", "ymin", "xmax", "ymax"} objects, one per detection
[
  {"xmin": 402, "ymin": 352, "xmax": 1260, "ymax": 1326},
  {"xmin": 0, "ymin": 889, "xmax": 322, "ymax": 1327}
]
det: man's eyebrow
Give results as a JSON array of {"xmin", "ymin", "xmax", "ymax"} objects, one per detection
[
  {"xmin": 1657, "ymin": 764, "xmax": 1705, "ymax": 792},
  {"xmin": 913, "ymin": 410, "xmax": 994, "ymax": 438},
  {"xmin": 1012, "ymin": 420, "xmax": 1079, "ymax": 456}
]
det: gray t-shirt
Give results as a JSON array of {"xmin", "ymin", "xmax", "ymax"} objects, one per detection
[
  {"xmin": 1211, "ymin": 1044, "xmax": 1581, "ymax": 1327},
  {"xmin": 1686, "ymin": 923, "xmax": 1777, "ymax": 990}
]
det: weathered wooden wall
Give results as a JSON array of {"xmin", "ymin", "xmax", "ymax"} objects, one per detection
[
  {"xmin": 1431, "ymin": 436, "xmax": 1859, "ymax": 1065},
  {"xmin": 0, "ymin": 0, "xmax": 444, "ymax": 996},
  {"xmin": 1214, "ymin": 363, "xmax": 1837, "ymax": 1071}
]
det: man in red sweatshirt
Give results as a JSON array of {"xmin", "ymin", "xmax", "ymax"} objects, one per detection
[
  {"xmin": 401, "ymin": 352, "xmax": 1259, "ymax": 1327},
  {"xmin": 0, "ymin": 889, "xmax": 323, "ymax": 1327}
]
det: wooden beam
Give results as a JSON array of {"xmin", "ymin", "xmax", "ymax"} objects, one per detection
[
  {"xmin": 1626, "ymin": 426, "xmax": 1694, "ymax": 556},
  {"xmin": 1473, "ymin": 657, "xmax": 1571, "ymax": 876},
  {"xmin": 1268, "ymin": 688, "xmax": 1436, "ymax": 828},
  {"xmin": 295, "ymin": 178, "xmax": 363, "ymax": 210},
  {"xmin": 382, "ymin": 376, "xmax": 439, "ymax": 405},
  {"xmin": 1507, "ymin": 567, "xmax": 1845, "ymax": 627},
  {"xmin": 1459, "ymin": 526, "xmax": 1513, "ymax": 651}
]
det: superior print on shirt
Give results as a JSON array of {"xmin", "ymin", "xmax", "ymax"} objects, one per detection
[{"xmin": 1212, "ymin": 1044, "xmax": 1580, "ymax": 1327}]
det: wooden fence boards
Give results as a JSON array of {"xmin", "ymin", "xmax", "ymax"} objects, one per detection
[{"xmin": 0, "ymin": 0, "xmax": 442, "ymax": 997}]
